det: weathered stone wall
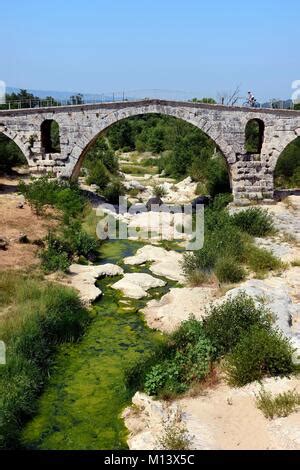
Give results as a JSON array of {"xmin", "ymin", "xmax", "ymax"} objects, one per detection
[{"xmin": 0, "ymin": 100, "xmax": 300, "ymax": 203}]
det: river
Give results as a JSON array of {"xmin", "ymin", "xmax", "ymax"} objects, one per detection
[{"xmin": 21, "ymin": 239, "xmax": 178, "ymax": 449}]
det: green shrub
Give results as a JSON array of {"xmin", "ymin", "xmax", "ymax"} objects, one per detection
[
  {"xmin": 153, "ymin": 184, "xmax": 167, "ymax": 198},
  {"xmin": 121, "ymin": 164, "xmax": 146, "ymax": 175},
  {"xmin": 103, "ymin": 180, "xmax": 126, "ymax": 204},
  {"xmin": 186, "ymin": 269, "xmax": 210, "ymax": 286},
  {"xmin": 211, "ymin": 193, "xmax": 233, "ymax": 210},
  {"xmin": 0, "ymin": 133, "xmax": 27, "ymax": 174},
  {"xmin": 86, "ymin": 160, "xmax": 110, "ymax": 190},
  {"xmin": 19, "ymin": 177, "xmax": 85, "ymax": 221},
  {"xmin": 231, "ymin": 208, "xmax": 275, "ymax": 237},
  {"xmin": 183, "ymin": 208, "xmax": 245, "ymax": 275},
  {"xmin": 215, "ymin": 256, "xmax": 246, "ymax": 283},
  {"xmin": 171, "ymin": 316, "xmax": 208, "ymax": 349},
  {"xmin": 145, "ymin": 360, "xmax": 186, "ymax": 397},
  {"xmin": 124, "ymin": 341, "xmax": 170, "ymax": 392},
  {"xmin": 143, "ymin": 317, "xmax": 213, "ymax": 397},
  {"xmin": 203, "ymin": 292, "xmax": 273, "ymax": 358},
  {"xmin": 159, "ymin": 409, "xmax": 192, "ymax": 450},
  {"xmin": 256, "ymin": 388, "xmax": 300, "ymax": 419},
  {"xmin": 225, "ymin": 327, "xmax": 294, "ymax": 386},
  {"xmin": 0, "ymin": 274, "xmax": 89, "ymax": 448},
  {"xmin": 61, "ymin": 221, "xmax": 98, "ymax": 259},
  {"xmin": 84, "ymin": 137, "xmax": 119, "ymax": 175},
  {"xmin": 245, "ymin": 245, "xmax": 282, "ymax": 274},
  {"xmin": 40, "ymin": 234, "xmax": 70, "ymax": 273}
]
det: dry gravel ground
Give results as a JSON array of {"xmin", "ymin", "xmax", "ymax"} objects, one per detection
[{"xmin": 0, "ymin": 178, "xmax": 56, "ymax": 270}]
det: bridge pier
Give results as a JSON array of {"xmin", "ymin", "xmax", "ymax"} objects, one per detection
[{"xmin": 231, "ymin": 153, "xmax": 275, "ymax": 204}]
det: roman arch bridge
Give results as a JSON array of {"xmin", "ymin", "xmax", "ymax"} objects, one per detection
[{"xmin": 1, "ymin": 99, "xmax": 300, "ymax": 202}]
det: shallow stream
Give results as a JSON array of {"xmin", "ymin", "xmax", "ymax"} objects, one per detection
[{"xmin": 22, "ymin": 239, "xmax": 178, "ymax": 449}]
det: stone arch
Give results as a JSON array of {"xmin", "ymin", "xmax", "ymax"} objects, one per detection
[
  {"xmin": 273, "ymin": 135, "xmax": 300, "ymax": 188},
  {"xmin": 0, "ymin": 130, "xmax": 29, "ymax": 173},
  {"xmin": 0, "ymin": 127, "xmax": 31, "ymax": 164},
  {"xmin": 267, "ymin": 129, "xmax": 300, "ymax": 173},
  {"xmin": 69, "ymin": 105, "xmax": 235, "ymax": 186},
  {"xmin": 41, "ymin": 119, "xmax": 61, "ymax": 154},
  {"xmin": 245, "ymin": 118, "xmax": 265, "ymax": 154}
]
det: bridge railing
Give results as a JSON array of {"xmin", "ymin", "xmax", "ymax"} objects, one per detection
[{"xmin": 0, "ymin": 94, "xmax": 296, "ymax": 111}]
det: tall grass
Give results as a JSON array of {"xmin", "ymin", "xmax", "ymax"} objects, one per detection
[
  {"xmin": 183, "ymin": 202, "xmax": 282, "ymax": 284},
  {"xmin": 0, "ymin": 271, "xmax": 90, "ymax": 448}
]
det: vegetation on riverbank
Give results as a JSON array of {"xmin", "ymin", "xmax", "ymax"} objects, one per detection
[
  {"xmin": 0, "ymin": 271, "xmax": 90, "ymax": 449},
  {"xmin": 126, "ymin": 293, "xmax": 295, "ymax": 398},
  {"xmin": 183, "ymin": 199, "xmax": 281, "ymax": 285},
  {"xmin": 256, "ymin": 388, "xmax": 300, "ymax": 419},
  {"xmin": 19, "ymin": 177, "xmax": 99, "ymax": 272}
]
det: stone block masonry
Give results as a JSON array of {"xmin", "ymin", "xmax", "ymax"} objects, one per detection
[{"xmin": 1, "ymin": 99, "xmax": 300, "ymax": 203}]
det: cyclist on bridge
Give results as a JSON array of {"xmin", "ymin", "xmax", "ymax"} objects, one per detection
[{"xmin": 247, "ymin": 91, "xmax": 256, "ymax": 107}]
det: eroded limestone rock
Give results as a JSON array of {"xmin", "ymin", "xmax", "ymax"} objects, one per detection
[
  {"xmin": 68, "ymin": 263, "xmax": 124, "ymax": 304},
  {"xmin": 124, "ymin": 245, "xmax": 185, "ymax": 282},
  {"xmin": 111, "ymin": 272, "xmax": 166, "ymax": 299},
  {"xmin": 142, "ymin": 286, "xmax": 217, "ymax": 333}
]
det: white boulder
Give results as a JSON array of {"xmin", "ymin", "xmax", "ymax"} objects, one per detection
[
  {"xmin": 111, "ymin": 272, "xmax": 166, "ymax": 299},
  {"xmin": 124, "ymin": 245, "xmax": 185, "ymax": 282},
  {"xmin": 68, "ymin": 263, "xmax": 124, "ymax": 304}
]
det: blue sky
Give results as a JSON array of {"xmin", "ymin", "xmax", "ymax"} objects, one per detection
[{"xmin": 0, "ymin": 0, "xmax": 299, "ymax": 101}]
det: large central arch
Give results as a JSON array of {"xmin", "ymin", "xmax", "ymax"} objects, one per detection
[{"xmin": 70, "ymin": 105, "xmax": 235, "ymax": 182}]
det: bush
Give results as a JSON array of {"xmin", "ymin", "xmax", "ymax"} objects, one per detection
[
  {"xmin": 183, "ymin": 208, "xmax": 245, "ymax": 275},
  {"xmin": 225, "ymin": 326, "xmax": 294, "ymax": 386},
  {"xmin": 19, "ymin": 177, "xmax": 85, "ymax": 221},
  {"xmin": 215, "ymin": 256, "xmax": 246, "ymax": 283},
  {"xmin": 231, "ymin": 208, "xmax": 275, "ymax": 237},
  {"xmin": 84, "ymin": 137, "xmax": 119, "ymax": 175},
  {"xmin": 186, "ymin": 269, "xmax": 210, "ymax": 286},
  {"xmin": 143, "ymin": 317, "xmax": 214, "ymax": 397},
  {"xmin": 40, "ymin": 224, "xmax": 98, "ymax": 273},
  {"xmin": 86, "ymin": 160, "xmax": 110, "ymax": 190},
  {"xmin": 153, "ymin": 184, "xmax": 167, "ymax": 198},
  {"xmin": 0, "ymin": 274, "xmax": 89, "ymax": 448},
  {"xmin": 40, "ymin": 244, "xmax": 70, "ymax": 273},
  {"xmin": 103, "ymin": 180, "xmax": 126, "ymax": 204},
  {"xmin": 256, "ymin": 388, "xmax": 300, "ymax": 419},
  {"xmin": 158, "ymin": 409, "xmax": 191, "ymax": 450},
  {"xmin": 62, "ymin": 221, "xmax": 98, "ymax": 259},
  {"xmin": 211, "ymin": 193, "xmax": 233, "ymax": 211},
  {"xmin": 203, "ymin": 292, "xmax": 273, "ymax": 358},
  {"xmin": 245, "ymin": 245, "xmax": 282, "ymax": 274},
  {"xmin": 124, "ymin": 341, "xmax": 170, "ymax": 392}
]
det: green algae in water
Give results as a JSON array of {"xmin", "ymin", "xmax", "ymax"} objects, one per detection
[{"xmin": 21, "ymin": 247, "xmax": 166, "ymax": 450}]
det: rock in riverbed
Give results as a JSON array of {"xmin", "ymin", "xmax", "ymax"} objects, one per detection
[
  {"xmin": 68, "ymin": 263, "xmax": 124, "ymax": 304},
  {"xmin": 124, "ymin": 245, "xmax": 185, "ymax": 282},
  {"xmin": 111, "ymin": 272, "xmax": 166, "ymax": 299},
  {"xmin": 142, "ymin": 287, "xmax": 217, "ymax": 333}
]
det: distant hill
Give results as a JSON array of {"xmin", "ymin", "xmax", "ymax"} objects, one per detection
[{"xmin": 6, "ymin": 86, "xmax": 126, "ymax": 103}]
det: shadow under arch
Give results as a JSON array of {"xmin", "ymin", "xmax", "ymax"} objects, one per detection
[
  {"xmin": 274, "ymin": 135, "xmax": 300, "ymax": 189},
  {"xmin": 71, "ymin": 112, "xmax": 233, "ymax": 192},
  {"xmin": 0, "ymin": 131, "xmax": 28, "ymax": 175},
  {"xmin": 41, "ymin": 119, "xmax": 61, "ymax": 154},
  {"xmin": 245, "ymin": 118, "xmax": 265, "ymax": 154},
  {"xmin": 0, "ymin": 128, "xmax": 30, "ymax": 165}
]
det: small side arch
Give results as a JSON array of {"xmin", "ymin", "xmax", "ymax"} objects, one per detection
[
  {"xmin": 274, "ymin": 136, "xmax": 300, "ymax": 189},
  {"xmin": 41, "ymin": 119, "xmax": 61, "ymax": 154},
  {"xmin": 245, "ymin": 118, "xmax": 265, "ymax": 154}
]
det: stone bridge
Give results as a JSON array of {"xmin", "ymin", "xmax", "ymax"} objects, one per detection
[{"xmin": 0, "ymin": 99, "xmax": 300, "ymax": 202}]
